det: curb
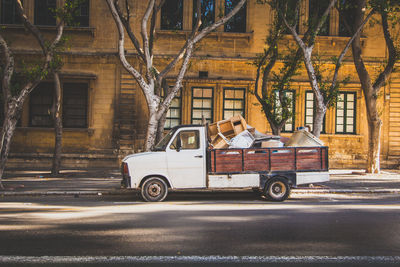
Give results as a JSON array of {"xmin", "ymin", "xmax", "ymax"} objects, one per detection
[
  {"xmin": 1, "ymin": 189, "xmax": 400, "ymax": 196},
  {"xmin": 292, "ymin": 188, "xmax": 400, "ymax": 194},
  {"xmin": 0, "ymin": 190, "xmax": 130, "ymax": 196}
]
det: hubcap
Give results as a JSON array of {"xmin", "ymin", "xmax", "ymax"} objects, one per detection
[
  {"xmin": 148, "ymin": 183, "xmax": 162, "ymax": 197},
  {"xmin": 270, "ymin": 181, "xmax": 286, "ymax": 198}
]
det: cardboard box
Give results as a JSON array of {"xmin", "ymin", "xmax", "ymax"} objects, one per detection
[{"xmin": 211, "ymin": 134, "xmax": 229, "ymax": 149}]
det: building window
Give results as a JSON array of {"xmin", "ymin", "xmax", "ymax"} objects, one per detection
[
  {"xmin": 161, "ymin": 0, "xmax": 183, "ymax": 30},
  {"xmin": 191, "ymin": 87, "xmax": 213, "ymax": 124},
  {"xmin": 305, "ymin": 91, "xmax": 325, "ymax": 133},
  {"xmin": 68, "ymin": 0, "xmax": 89, "ymax": 27},
  {"xmin": 223, "ymin": 87, "xmax": 245, "ymax": 119},
  {"xmin": 29, "ymin": 82, "xmax": 54, "ymax": 127},
  {"xmin": 63, "ymin": 83, "xmax": 88, "ymax": 128},
  {"xmin": 309, "ymin": 0, "xmax": 330, "ymax": 36},
  {"xmin": 193, "ymin": 0, "xmax": 215, "ymax": 30},
  {"xmin": 282, "ymin": 0, "xmax": 299, "ymax": 34},
  {"xmin": 165, "ymin": 90, "xmax": 181, "ymax": 129},
  {"xmin": 338, "ymin": 0, "xmax": 352, "ymax": 37},
  {"xmin": 34, "ymin": 0, "xmax": 56, "ymax": 26},
  {"xmin": 224, "ymin": 0, "xmax": 246, "ymax": 33},
  {"xmin": 336, "ymin": 92, "xmax": 356, "ymax": 134},
  {"xmin": 1, "ymin": 0, "xmax": 22, "ymax": 24},
  {"xmin": 29, "ymin": 82, "xmax": 88, "ymax": 128},
  {"xmin": 274, "ymin": 90, "xmax": 295, "ymax": 133}
]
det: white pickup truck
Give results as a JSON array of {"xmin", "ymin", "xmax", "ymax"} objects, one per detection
[{"xmin": 121, "ymin": 125, "xmax": 329, "ymax": 202}]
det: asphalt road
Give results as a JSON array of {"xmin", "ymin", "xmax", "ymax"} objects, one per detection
[{"xmin": 0, "ymin": 193, "xmax": 400, "ymax": 266}]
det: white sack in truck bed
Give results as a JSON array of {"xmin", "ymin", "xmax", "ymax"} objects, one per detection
[
  {"xmin": 229, "ymin": 130, "xmax": 255, "ymax": 148},
  {"xmin": 285, "ymin": 129, "xmax": 324, "ymax": 147}
]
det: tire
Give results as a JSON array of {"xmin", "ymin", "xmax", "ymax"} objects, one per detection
[
  {"xmin": 264, "ymin": 177, "xmax": 290, "ymax": 202},
  {"xmin": 141, "ymin": 177, "xmax": 168, "ymax": 202}
]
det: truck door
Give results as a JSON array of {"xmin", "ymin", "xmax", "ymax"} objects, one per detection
[{"xmin": 166, "ymin": 128, "xmax": 206, "ymax": 188}]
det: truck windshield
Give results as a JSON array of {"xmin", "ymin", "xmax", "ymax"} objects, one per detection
[{"xmin": 152, "ymin": 128, "xmax": 177, "ymax": 151}]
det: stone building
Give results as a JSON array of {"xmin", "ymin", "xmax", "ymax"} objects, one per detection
[{"xmin": 1, "ymin": 0, "xmax": 399, "ymax": 169}]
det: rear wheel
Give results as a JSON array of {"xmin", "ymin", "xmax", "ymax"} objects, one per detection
[
  {"xmin": 264, "ymin": 177, "xmax": 290, "ymax": 202},
  {"xmin": 141, "ymin": 177, "xmax": 168, "ymax": 202}
]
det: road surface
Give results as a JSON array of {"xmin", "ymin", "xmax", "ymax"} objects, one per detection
[{"xmin": 0, "ymin": 192, "xmax": 399, "ymax": 266}]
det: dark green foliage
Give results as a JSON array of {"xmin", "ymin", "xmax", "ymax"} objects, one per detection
[
  {"xmin": 311, "ymin": 55, "xmax": 350, "ymax": 108},
  {"xmin": 252, "ymin": 0, "xmax": 302, "ymax": 133}
]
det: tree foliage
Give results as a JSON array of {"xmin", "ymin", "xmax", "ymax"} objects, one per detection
[{"xmin": 252, "ymin": 0, "xmax": 302, "ymax": 135}]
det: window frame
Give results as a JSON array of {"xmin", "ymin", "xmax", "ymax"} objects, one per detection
[
  {"xmin": 274, "ymin": 89, "xmax": 296, "ymax": 133},
  {"xmin": 164, "ymin": 90, "xmax": 182, "ymax": 130},
  {"xmin": 193, "ymin": 0, "xmax": 215, "ymax": 30},
  {"xmin": 62, "ymin": 82, "xmax": 89, "ymax": 129},
  {"xmin": 29, "ymin": 82, "xmax": 54, "ymax": 128},
  {"xmin": 34, "ymin": 0, "xmax": 57, "ymax": 26},
  {"xmin": 191, "ymin": 86, "xmax": 214, "ymax": 124},
  {"xmin": 335, "ymin": 91, "xmax": 356, "ymax": 134},
  {"xmin": 0, "ymin": 0, "xmax": 22, "ymax": 25},
  {"xmin": 304, "ymin": 90, "xmax": 326, "ymax": 134},
  {"xmin": 28, "ymin": 81, "xmax": 89, "ymax": 129},
  {"xmin": 224, "ymin": 0, "xmax": 247, "ymax": 33},
  {"xmin": 170, "ymin": 130, "xmax": 200, "ymax": 150},
  {"xmin": 67, "ymin": 0, "xmax": 90, "ymax": 27},
  {"xmin": 222, "ymin": 87, "xmax": 245, "ymax": 120},
  {"xmin": 160, "ymin": 0, "xmax": 183, "ymax": 30},
  {"xmin": 308, "ymin": 0, "xmax": 331, "ymax": 36}
]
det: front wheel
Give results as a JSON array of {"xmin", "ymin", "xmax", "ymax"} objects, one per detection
[
  {"xmin": 141, "ymin": 177, "xmax": 168, "ymax": 202},
  {"xmin": 264, "ymin": 177, "xmax": 290, "ymax": 202}
]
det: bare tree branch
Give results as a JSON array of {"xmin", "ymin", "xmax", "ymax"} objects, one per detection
[
  {"xmin": 159, "ymin": 43, "xmax": 194, "ymax": 115},
  {"xmin": 193, "ymin": 0, "xmax": 246, "ymax": 43},
  {"xmin": 254, "ymin": 51, "xmax": 269, "ymax": 102},
  {"xmin": 331, "ymin": 9, "xmax": 375, "ymax": 90},
  {"xmin": 0, "ymin": 34, "xmax": 13, "ymax": 109},
  {"xmin": 157, "ymin": 0, "xmax": 202, "ymax": 84},
  {"xmin": 15, "ymin": 0, "xmax": 46, "ymax": 53},
  {"xmin": 141, "ymin": 0, "xmax": 155, "ymax": 83},
  {"xmin": 372, "ymin": 10, "xmax": 398, "ymax": 92},
  {"xmin": 313, "ymin": 0, "xmax": 337, "ymax": 40},
  {"xmin": 149, "ymin": 0, "xmax": 165, "ymax": 56},
  {"xmin": 114, "ymin": 0, "xmax": 146, "ymax": 62},
  {"xmin": 106, "ymin": 0, "xmax": 151, "ymax": 95}
]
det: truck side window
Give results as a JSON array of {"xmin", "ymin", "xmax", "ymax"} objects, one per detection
[{"xmin": 170, "ymin": 130, "xmax": 199, "ymax": 150}]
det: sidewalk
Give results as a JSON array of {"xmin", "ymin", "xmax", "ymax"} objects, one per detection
[{"xmin": 1, "ymin": 169, "xmax": 400, "ymax": 196}]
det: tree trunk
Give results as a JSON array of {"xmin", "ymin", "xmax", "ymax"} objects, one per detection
[
  {"xmin": 51, "ymin": 72, "xmax": 63, "ymax": 176},
  {"xmin": 365, "ymin": 93, "xmax": 382, "ymax": 173},
  {"xmin": 350, "ymin": 6, "xmax": 382, "ymax": 173},
  {"xmin": 155, "ymin": 109, "xmax": 168, "ymax": 144},
  {"xmin": 145, "ymin": 110, "xmax": 159, "ymax": 151},
  {"xmin": 269, "ymin": 122, "xmax": 281, "ymax": 136},
  {"xmin": 312, "ymin": 99, "xmax": 326, "ymax": 138},
  {"xmin": 0, "ymin": 103, "xmax": 19, "ymax": 189}
]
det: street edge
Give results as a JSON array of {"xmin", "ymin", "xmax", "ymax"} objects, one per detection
[{"xmin": 1, "ymin": 188, "xmax": 400, "ymax": 196}]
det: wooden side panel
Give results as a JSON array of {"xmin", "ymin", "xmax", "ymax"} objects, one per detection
[
  {"xmin": 214, "ymin": 149, "xmax": 243, "ymax": 173},
  {"xmin": 210, "ymin": 146, "xmax": 328, "ymax": 174},
  {"xmin": 295, "ymin": 148, "xmax": 322, "ymax": 170},
  {"xmin": 270, "ymin": 148, "xmax": 295, "ymax": 171},
  {"xmin": 243, "ymin": 149, "xmax": 270, "ymax": 172},
  {"xmin": 321, "ymin": 147, "xmax": 328, "ymax": 170},
  {"xmin": 210, "ymin": 150, "xmax": 215, "ymax": 173}
]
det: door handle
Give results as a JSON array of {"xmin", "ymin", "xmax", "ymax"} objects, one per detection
[{"xmin": 194, "ymin": 155, "xmax": 203, "ymax": 158}]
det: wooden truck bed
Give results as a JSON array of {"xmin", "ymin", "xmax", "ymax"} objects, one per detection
[{"xmin": 208, "ymin": 147, "xmax": 329, "ymax": 174}]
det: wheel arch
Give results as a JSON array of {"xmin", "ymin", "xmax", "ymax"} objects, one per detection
[
  {"xmin": 139, "ymin": 175, "xmax": 172, "ymax": 188},
  {"xmin": 260, "ymin": 173, "xmax": 295, "ymax": 190}
]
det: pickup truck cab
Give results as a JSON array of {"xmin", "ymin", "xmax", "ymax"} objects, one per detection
[{"xmin": 121, "ymin": 125, "xmax": 329, "ymax": 202}]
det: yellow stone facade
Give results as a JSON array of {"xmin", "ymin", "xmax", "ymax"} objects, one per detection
[{"xmin": 2, "ymin": 0, "xmax": 399, "ymax": 168}]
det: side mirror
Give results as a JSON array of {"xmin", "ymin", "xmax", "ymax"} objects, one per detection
[{"xmin": 176, "ymin": 137, "xmax": 182, "ymax": 152}]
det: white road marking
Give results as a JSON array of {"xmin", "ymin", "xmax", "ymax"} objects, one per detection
[{"xmin": 0, "ymin": 256, "xmax": 399, "ymax": 263}]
